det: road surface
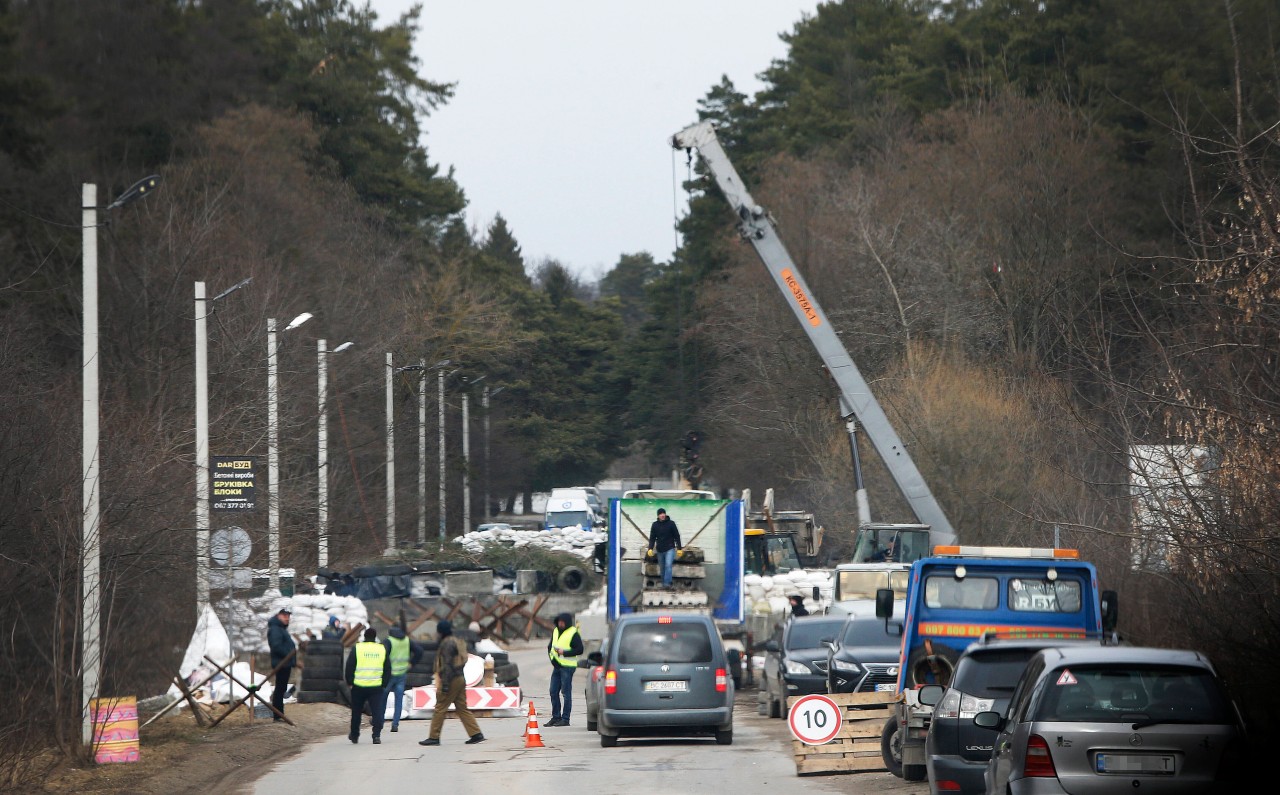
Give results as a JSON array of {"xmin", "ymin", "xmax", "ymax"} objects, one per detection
[{"xmin": 246, "ymin": 638, "xmax": 928, "ymax": 795}]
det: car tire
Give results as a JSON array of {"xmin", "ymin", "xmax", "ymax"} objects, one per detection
[
  {"xmin": 715, "ymin": 728, "xmax": 733, "ymax": 745},
  {"xmin": 304, "ymin": 640, "xmax": 344, "ymax": 657},
  {"xmin": 299, "ymin": 677, "xmax": 343, "ymax": 692},
  {"xmin": 556, "ymin": 565, "xmax": 588, "ymax": 593},
  {"xmin": 586, "ymin": 717, "xmax": 597, "ymax": 732},
  {"xmin": 599, "ymin": 732, "xmax": 618, "ymax": 748},
  {"xmin": 881, "ymin": 715, "xmax": 904, "ymax": 778}
]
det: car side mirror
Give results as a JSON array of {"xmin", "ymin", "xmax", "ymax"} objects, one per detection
[
  {"xmin": 875, "ymin": 588, "xmax": 895, "ymax": 619},
  {"xmin": 918, "ymin": 684, "xmax": 945, "ymax": 707},
  {"xmin": 973, "ymin": 710, "xmax": 1002, "ymax": 729}
]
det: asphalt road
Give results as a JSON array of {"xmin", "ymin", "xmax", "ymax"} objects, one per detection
[{"xmin": 246, "ymin": 639, "xmax": 929, "ymax": 795}]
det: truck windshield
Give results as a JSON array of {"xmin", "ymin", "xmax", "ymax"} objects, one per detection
[
  {"xmin": 745, "ymin": 535, "xmax": 803, "ymax": 575},
  {"xmin": 852, "ymin": 527, "xmax": 930, "ymax": 564},
  {"xmin": 838, "ymin": 570, "xmax": 911, "ymax": 601}
]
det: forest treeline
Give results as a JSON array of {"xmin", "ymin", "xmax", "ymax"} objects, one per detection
[{"xmin": 1, "ymin": 0, "xmax": 1277, "ymax": 772}]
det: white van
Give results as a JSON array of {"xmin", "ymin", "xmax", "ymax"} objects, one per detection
[{"xmin": 544, "ymin": 496, "xmax": 601, "ymax": 531}]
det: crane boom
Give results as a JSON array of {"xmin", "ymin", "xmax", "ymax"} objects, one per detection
[{"xmin": 671, "ymin": 121, "xmax": 956, "ymax": 545}]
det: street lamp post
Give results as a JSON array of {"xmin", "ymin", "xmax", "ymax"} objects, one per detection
[
  {"xmin": 81, "ymin": 176, "xmax": 158, "ymax": 745},
  {"xmin": 482, "ymin": 386, "xmax": 504, "ymax": 521},
  {"xmin": 195, "ymin": 277, "xmax": 251, "ymax": 621},
  {"xmin": 317, "ymin": 339, "xmax": 353, "ymax": 569},
  {"xmin": 268, "ymin": 312, "xmax": 312, "ymax": 591}
]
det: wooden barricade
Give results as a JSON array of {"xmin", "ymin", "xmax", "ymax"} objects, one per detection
[{"xmin": 789, "ymin": 691, "xmax": 896, "ymax": 776}]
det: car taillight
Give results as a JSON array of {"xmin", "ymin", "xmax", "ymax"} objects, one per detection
[
  {"xmin": 605, "ymin": 669, "xmax": 617, "ymax": 694},
  {"xmin": 936, "ymin": 689, "xmax": 961, "ymax": 719},
  {"xmin": 1023, "ymin": 734, "xmax": 1057, "ymax": 778},
  {"xmin": 715, "ymin": 668, "xmax": 727, "ymax": 692},
  {"xmin": 935, "ymin": 781, "xmax": 961, "ymax": 791}
]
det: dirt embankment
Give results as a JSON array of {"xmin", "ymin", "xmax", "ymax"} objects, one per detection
[{"xmin": 37, "ymin": 702, "xmax": 349, "ymax": 795}]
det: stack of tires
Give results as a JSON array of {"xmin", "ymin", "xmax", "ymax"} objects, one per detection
[{"xmin": 296, "ymin": 639, "xmax": 347, "ymax": 705}]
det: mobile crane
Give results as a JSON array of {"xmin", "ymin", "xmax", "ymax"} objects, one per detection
[{"xmin": 670, "ymin": 121, "xmax": 957, "ymax": 550}]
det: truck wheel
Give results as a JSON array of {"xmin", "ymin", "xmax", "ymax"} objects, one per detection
[
  {"xmin": 881, "ymin": 715, "xmax": 904, "ymax": 778},
  {"xmin": 726, "ymin": 649, "xmax": 743, "ymax": 689}
]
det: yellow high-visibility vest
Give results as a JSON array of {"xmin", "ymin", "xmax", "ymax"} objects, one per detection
[
  {"xmin": 353, "ymin": 641, "xmax": 387, "ymax": 687},
  {"xmin": 549, "ymin": 625, "xmax": 580, "ymax": 668},
  {"xmin": 387, "ymin": 635, "xmax": 411, "ymax": 676}
]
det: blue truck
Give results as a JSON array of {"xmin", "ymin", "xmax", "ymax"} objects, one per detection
[{"xmin": 874, "ymin": 545, "xmax": 1118, "ymax": 780}]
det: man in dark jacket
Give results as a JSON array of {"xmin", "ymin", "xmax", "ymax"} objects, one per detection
[
  {"xmin": 545, "ymin": 612, "xmax": 583, "ymax": 726},
  {"xmin": 419, "ymin": 620, "xmax": 484, "ymax": 746},
  {"xmin": 788, "ymin": 594, "xmax": 810, "ymax": 617},
  {"xmin": 345, "ymin": 627, "xmax": 393, "ymax": 744},
  {"xmin": 647, "ymin": 508, "xmax": 682, "ymax": 587},
  {"xmin": 266, "ymin": 608, "xmax": 296, "ymax": 721},
  {"xmin": 383, "ymin": 624, "xmax": 425, "ymax": 732}
]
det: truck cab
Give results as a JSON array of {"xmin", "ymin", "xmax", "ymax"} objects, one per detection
[
  {"xmin": 873, "ymin": 545, "xmax": 1118, "ymax": 781},
  {"xmin": 850, "ymin": 523, "xmax": 932, "ymax": 564}
]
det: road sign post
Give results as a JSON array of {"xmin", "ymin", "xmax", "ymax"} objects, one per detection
[{"xmin": 787, "ymin": 693, "xmax": 843, "ymax": 745}]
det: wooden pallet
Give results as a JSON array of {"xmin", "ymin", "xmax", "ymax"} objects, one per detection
[{"xmin": 788, "ymin": 691, "xmax": 897, "ymax": 776}]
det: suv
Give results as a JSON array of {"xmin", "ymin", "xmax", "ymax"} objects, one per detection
[
  {"xmin": 761, "ymin": 614, "xmax": 847, "ymax": 718},
  {"xmin": 923, "ymin": 634, "xmax": 1116, "ymax": 795},
  {"xmin": 973, "ymin": 645, "xmax": 1247, "ymax": 794},
  {"xmin": 593, "ymin": 613, "xmax": 734, "ymax": 747},
  {"xmin": 824, "ymin": 601, "xmax": 901, "ymax": 695}
]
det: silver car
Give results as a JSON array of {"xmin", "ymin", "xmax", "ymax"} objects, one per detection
[
  {"xmin": 973, "ymin": 645, "xmax": 1246, "ymax": 794},
  {"xmin": 594, "ymin": 613, "xmax": 734, "ymax": 747}
]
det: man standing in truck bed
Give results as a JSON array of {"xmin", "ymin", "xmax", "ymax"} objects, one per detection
[{"xmin": 648, "ymin": 508, "xmax": 682, "ymax": 587}]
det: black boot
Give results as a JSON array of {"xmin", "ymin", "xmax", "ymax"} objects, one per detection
[{"xmin": 465, "ymin": 732, "xmax": 486, "ymax": 744}]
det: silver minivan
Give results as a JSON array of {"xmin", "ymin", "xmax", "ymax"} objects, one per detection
[{"xmin": 594, "ymin": 613, "xmax": 735, "ymax": 747}]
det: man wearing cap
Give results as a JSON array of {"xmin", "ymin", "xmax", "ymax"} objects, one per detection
[
  {"xmin": 345, "ymin": 627, "xmax": 392, "ymax": 743},
  {"xmin": 647, "ymin": 508, "xmax": 682, "ymax": 588},
  {"xmin": 266, "ymin": 607, "xmax": 296, "ymax": 721},
  {"xmin": 383, "ymin": 622, "xmax": 424, "ymax": 732},
  {"xmin": 419, "ymin": 620, "xmax": 484, "ymax": 746}
]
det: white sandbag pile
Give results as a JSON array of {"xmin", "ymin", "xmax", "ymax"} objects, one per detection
[
  {"xmin": 454, "ymin": 524, "xmax": 598, "ymax": 559},
  {"xmin": 744, "ymin": 569, "xmax": 834, "ymax": 616},
  {"xmin": 215, "ymin": 591, "xmax": 370, "ymax": 654}
]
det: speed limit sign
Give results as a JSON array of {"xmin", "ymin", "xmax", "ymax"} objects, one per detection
[{"xmin": 788, "ymin": 693, "xmax": 843, "ymax": 745}]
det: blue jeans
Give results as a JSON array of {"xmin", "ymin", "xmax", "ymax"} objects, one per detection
[
  {"xmin": 660, "ymin": 547, "xmax": 676, "ymax": 586},
  {"xmin": 550, "ymin": 665, "xmax": 575, "ymax": 721},
  {"xmin": 387, "ymin": 673, "xmax": 407, "ymax": 727}
]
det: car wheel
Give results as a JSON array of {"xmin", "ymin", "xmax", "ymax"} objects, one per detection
[
  {"xmin": 587, "ymin": 718, "xmax": 597, "ymax": 732},
  {"xmin": 600, "ymin": 732, "xmax": 618, "ymax": 748},
  {"xmin": 715, "ymin": 728, "xmax": 733, "ymax": 745},
  {"xmin": 880, "ymin": 715, "xmax": 904, "ymax": 778}
]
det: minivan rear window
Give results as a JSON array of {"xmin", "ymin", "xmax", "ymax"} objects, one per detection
[{"xmin": 617, "ymin": 622, "xmax": 713, "ymax": 664}]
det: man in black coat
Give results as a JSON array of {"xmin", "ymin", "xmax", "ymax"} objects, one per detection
[
  {"xmin": 266, "ymin": 607, "xmax": 296, "ymax": 721},
  {"xmin": 647, "ymin": 508, "xmax": 682, "ymax": 588}
]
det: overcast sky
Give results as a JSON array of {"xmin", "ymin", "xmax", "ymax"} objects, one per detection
[{"xmin": 367, "ymin": 1, "xmax": 822, "ymax": 280}]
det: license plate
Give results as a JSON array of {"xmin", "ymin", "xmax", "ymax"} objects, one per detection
[
  {"xmin": 1096, "ymin": 753, "xmax": 1175, "ymax": 774},
  {"xmin": 644, "ymin": 680, "xmax": 688, "ymax": 692},
  {"xmin": 875, "ymin": 683, "xmax": 896, "ymax": 692}
]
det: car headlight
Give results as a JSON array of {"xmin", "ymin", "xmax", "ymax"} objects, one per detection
[
  {"xmin": 832, "ymin": 659, "xmax": 862, "ymax": 673},
  {"xmin": 784, "ymin": 660, "xmax": 812, "ymax": 675}
]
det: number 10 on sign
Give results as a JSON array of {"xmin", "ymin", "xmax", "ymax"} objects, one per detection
[{"xmin": 788, "ymin": 694, "xmax": 843, "ymax": 745}]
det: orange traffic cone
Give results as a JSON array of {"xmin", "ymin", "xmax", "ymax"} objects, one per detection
[{"xmin": 523, "ymin": 701, "xmax": 545, "ymax": 748}]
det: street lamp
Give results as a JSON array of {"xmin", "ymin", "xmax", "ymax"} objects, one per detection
[
  {"xmin": 317, "ymin": 339, "xmax": 353, "ymax": 569},
  {"xmin": 268, "ymin": 312, "xmax": 312, "ymax": 591},
  {"xmin": 460, "ymin": 375, "xmax": 485, "ymax": 533},
  {"xmin": 482, "ymin": 385, "xmax": 504, "ymax": 521},
  {"xmin": 82, "ymin": 176, "xmax": 159, "ymax": 745},
  {"xmin": 195, "ymin": 277, "xmax": 252, "ymax": 621}
]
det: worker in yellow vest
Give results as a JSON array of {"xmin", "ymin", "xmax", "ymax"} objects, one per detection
[
  {"xmin": 383, "ymin": 624, "xmax": 424, "ymax": 733},
  {"xmin": 344, "ymin": 627, "xmax": 392, "ymax": 744},
  {"xmin": 545, "ymin": 612, "xmax": 583, "ymax": 727}
]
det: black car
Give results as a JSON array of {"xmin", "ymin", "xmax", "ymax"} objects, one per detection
[
  {"xmin": 761, "ymin": 614, "xmax": 847, "ymax": 718},
  {"xmin": 923, "ymin": 634, "xmax": 1116, "ymax": 795},
  {"xmin": 824, "ymin": 601, "xmax": 901, "ymax": 694}
]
